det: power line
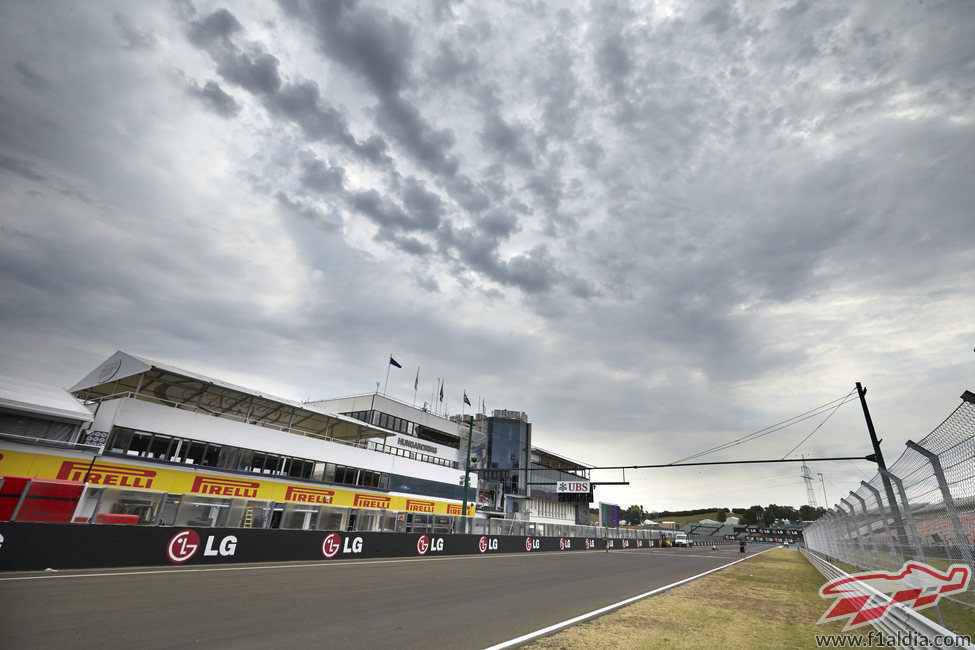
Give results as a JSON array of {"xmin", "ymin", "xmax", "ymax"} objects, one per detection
[
  {"xmin": 781, "ymin": 389, "xmax": 856, "ymax": 459},
  {"xmin": 672, "ymin": 391, "xmax": 859, "ymax": 464}
]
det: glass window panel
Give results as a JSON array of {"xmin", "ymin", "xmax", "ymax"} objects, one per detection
[
  {"xmin": 236, "ymin": 449, "xmax": 253, "ymax": 472},
  {"xmin": 127, "ymin": 432, "xmax": 153, "ymax": 457},
  {"xmin": 107, "ymin": 428, "xmax": 133, "ymax": 454},
  {"xmin": 172, "ymin": 495, "xmax": 233, "ymax": 527},
  {"xmin": 312, "ymin": 461, "xmax": 326, "ymax": 481},
  {"xmin": 201, "ymin": 444, "xmax": 220, "ymax": 467},
  {"xmin": 318, "ymin": 506, "xmax": 347, "ymax": 531},
  {"xmin": 280, "ymin": 502, "xmax": 320, "ymax": 530},
  {"xmin": 355, "ymin": 508, "xmax": 383, "ymax": 532},
  {"xmin": 147, "ymin": 434, "xmax": 173, "ymax": 460},
  {"xmin": 217, "ymin": 445, "xmax": 240, "ymax": 469},
  {"xmin": 184, "ymin": 441, "xmax": 206, "ymax": 465}
]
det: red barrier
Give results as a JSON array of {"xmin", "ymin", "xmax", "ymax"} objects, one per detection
[
  {"xmin": 4, "ymin": 476, "xmax": 85, "ymax": 523},
  {"xmin": 93, "ymin": 513, "xmax": 139, "ymax": 525},
  {"xmin": 0, "ymin": 476, "xmax": 32, "ymax": 521}
]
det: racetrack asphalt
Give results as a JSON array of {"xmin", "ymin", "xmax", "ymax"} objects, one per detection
[{"xmin": 0, "ymin": 545, "xmax": 764, "ymax": 649}]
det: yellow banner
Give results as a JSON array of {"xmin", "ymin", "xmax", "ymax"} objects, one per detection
[{"xmin": 0, "ymin": 448, "xmax": 474, "ymax": 516}]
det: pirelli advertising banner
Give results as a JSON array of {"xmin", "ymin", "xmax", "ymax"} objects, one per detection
[
  {"xmin": 0, "ymin": 522, "xmax": 648, "ymax": 571},
  {"xmin": 0, "ymin": 448, "xmax": 473, "ymax": 516}
]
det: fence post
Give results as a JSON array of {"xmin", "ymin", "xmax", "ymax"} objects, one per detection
[
  {"xmin": 905, "ymin": 440, "xmax": 975, "ymax": 570},
  {"xmin": 849, "ymin": 491, "xmax": 881, "ymax": 569},
  {"xmin": 878, "ymin": 467, "xmax": 925, "ymax": 563},
  {"xmin": 839, "ymin": 499, "xmax": 863, "ymax": 571},
  {"xmin": 860, "ymin": 481, "xmax": 897, "ymax": 568}
]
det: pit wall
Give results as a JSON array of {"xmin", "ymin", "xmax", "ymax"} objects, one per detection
[{"xmin": 0, "ymin": 523, "xmax": 659, "ymax": 572}]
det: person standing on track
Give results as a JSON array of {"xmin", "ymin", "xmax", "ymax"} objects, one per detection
[{"xmin": 739, "ymin": 540, "xmax": 747, "ymax": 555}]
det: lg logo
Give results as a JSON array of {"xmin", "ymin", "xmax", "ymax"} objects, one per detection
[
  {"xmin": 167, "ymin": 530, "xmax": 200, "ymax": 563},
  {"xmin": 166, "ymin": 530, "xmax": 237, "ymax": 563},
  {"xmin": 322, "ymin": 533, "xmax": 364, "ymax": 558},
  {"xmin": 417, "ymin": 535, "xmax": 444, "ymax": 555},
  {"xmin": 478, "ymin": 536, "xmax": 498, "ymax": 553}
]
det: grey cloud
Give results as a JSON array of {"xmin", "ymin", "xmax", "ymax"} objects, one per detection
[
  {"xmin": 275, "ymin": 192, "xmax": 342, "ymax": 232},
  {"xmin": 299, "ymin": 159, "xmax": 346, "ymax": 195},
  {"xmin": 350, "ymin": 189, "xmax": 437, "ymax": 235},
  {"xmin": 0, "ymin": 154, "xmax": 46, "ymax": 181},
  {"xmin": 476, "ymin": 209, "xmax": 519, "ymax": 240},
  {"xmin": 283, "ymin": 1, "xmax": 413, "ymax": 97},
  {"xmin": 502, "ymin": 246, "xmax": 562, "ymax": 295},
  {"xmin": 184, "ymin": 9, "xmax": 390, "ymax": 166},
  {"xmin": 373, "ymin": 93, "xmax": 459, "ymax": 177},
  {"xmin": 114, "ymin": 13, "xmax": 161, "ymax": 50},
  {"xmin": 216, "ymin": 49, "xmax": 282, "ymax": 97},
  {"xmin": 13, "ymin": 61, "xmax": 49, "ymax": 90},
  {"xmin": 426, "ymin": 40, "xmax": 478, "ymax": 86},
  {"xmin": 442, "ymin": 174, "xmax": 491, "ymax": 213},
  {"xmin": 380, "ymin": 234, "xmax": 432, "ymax": 257},
  {"xmin": 186, "ymin": 8, "xmax": 242, "ymax": 47},
  {"xmin": 401, "ymin": 177, "xmax": 444, "ymax": 230},
  {"xmin": 479, "ymin": 113, "xmax": 533, "ymax": 168},
  {"xmin": 280, "ymin": 0, "xmax": 460, "ymax": 177},
  {"xmin": 185, "ymin": 79, "xmax": 240, "ymax": 117}
]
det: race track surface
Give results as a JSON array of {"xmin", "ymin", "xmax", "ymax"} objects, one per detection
[{"xmin": 0, "ymin": 545, "xmax": 762, "ymax": 648}]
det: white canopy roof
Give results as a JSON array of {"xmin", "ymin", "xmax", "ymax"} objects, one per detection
[{"xmin": 0, "ymin": 375, "xmax": 94, "ymax": 423}]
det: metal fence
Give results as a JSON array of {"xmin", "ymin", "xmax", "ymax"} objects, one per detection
[{"xmin": 803, "ymin": 390, "xmax": 975, "ymax": 608}]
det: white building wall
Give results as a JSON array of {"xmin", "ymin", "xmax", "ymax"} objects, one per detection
[{"xmin": 93, "ymin": 398, "xmax": 469, "ymax": 485}]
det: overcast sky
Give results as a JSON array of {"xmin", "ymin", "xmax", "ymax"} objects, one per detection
[{"xmin": 2, "ymin": 0, "xmax": 973, "ymax": 514}]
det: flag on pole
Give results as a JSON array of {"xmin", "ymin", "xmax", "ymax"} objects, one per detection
[
  {"xmin": 439, "ymin": 382, "xmax": 444, "ymax": 402},
  {"xmin": 414, "ymin": 367, "xmax": 419, "ymax": 391},
  {"xmin": 389, "ymin": 356, "xmax": 402, "ymax": 368},
  {"xmin": 463, "ymin": 391, "xmax": 471, "ymax": 406}
]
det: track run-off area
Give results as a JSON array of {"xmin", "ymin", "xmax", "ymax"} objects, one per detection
[{"xmin": 0, "ymin": 545, "xmax": 770, "ymax": 649}]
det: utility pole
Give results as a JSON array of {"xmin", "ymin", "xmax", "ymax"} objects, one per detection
[{"xmin": 855, "ymin": 382, "xmax": 907, "ymax": 541}]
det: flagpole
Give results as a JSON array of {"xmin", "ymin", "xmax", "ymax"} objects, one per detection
[{"xmin": 383, "ymin": 353, "xmax": 392, "ymax": 396}]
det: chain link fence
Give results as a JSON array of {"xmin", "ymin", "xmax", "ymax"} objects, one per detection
[{"xmin": 803, "ymin": 390, "xmax": 975, "ymax": 608}]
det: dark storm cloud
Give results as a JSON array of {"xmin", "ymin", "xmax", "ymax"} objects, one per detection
[
  {"xmin": 299, "ymin": 158, "xmax": 346, "ymax": 195},
  {"xmin": 216, "ymin": 49, "xmax": 282, "ymax": 97},
  {"xmin": 185, "ymin": 7, "xmax": 242, "ymax": 47},
  {"xmin": 184, "ymin": 8, "xmax": 391, "ymax": 166},
  {"xmin": 400, "ymin": 177, "xmax": 444, "ymax": 230},
  {"xmin": 278, "ymin": 0, "xmax": 460, "ymax": 177},
  {"xmin": 185, "ymin": 79, "xmax": 240, "ymax": 117},
  {"xmin": 349, "ymin": 188, "xmax": 439, "ymax": 235}
]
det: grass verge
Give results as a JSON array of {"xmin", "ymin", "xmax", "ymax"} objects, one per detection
[{"xmin": 526, "ymin": 548, "xmax": 902, "ymax": 649}]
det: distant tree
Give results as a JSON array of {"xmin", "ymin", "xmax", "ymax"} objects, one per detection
[
  {"xmin": 623, "ymin": 504, "xmax": 646, "ymax": 525},
  {"xmin": 716, "ymin": 509, "xmax": 727, "ymax": 523}
]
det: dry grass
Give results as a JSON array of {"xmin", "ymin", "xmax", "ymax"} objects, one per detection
[{"xmin": 527, "ymin": 549, "xmax": 873, "ymax": 649}]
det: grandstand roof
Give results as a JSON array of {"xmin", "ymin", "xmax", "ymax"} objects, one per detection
[
  {"xmin": 69, "ymin": 351, "xmax": 392, "ymax": 444},
  {"xmin": 0, "ymin": 374, "xmax": 93, "ymax": 423}
]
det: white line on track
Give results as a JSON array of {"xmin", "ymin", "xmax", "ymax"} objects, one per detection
[{"xmin": 484, "ymin": 546, "xmax": 780, "ymax": 650}]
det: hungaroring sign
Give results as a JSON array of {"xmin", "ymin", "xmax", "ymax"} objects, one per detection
[{"xmin": 557, "ymin": 480, "xmax": 591, "ymax": 493}]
